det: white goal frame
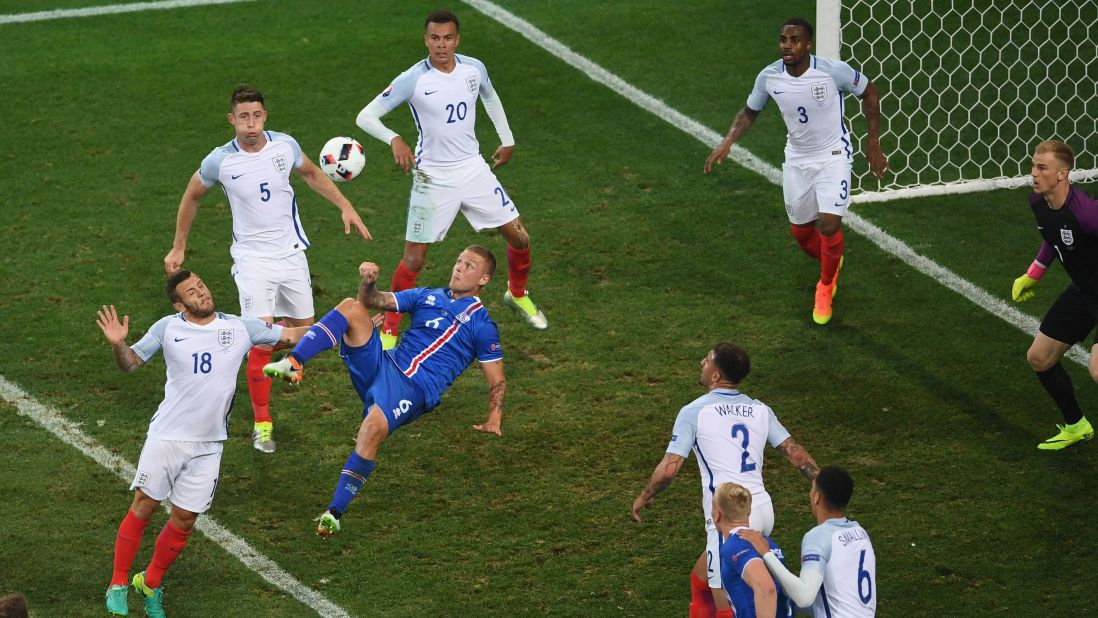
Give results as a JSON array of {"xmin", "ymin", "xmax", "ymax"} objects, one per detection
[{"xmin": 817, "ymin": 0, "xmax": 1098, "ymax": 203}]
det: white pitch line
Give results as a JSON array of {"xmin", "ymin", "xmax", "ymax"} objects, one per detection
[
  {"xmin": 464, "ymin": 0, "xmax": 1090, "ymax": 368},
  {"xmin": 0, "ymin": 0, "xmax": 253, "ymax": 25},
  {"xmin": 0, "ymin": 376, "xmax": 353, "ymax": 618}
]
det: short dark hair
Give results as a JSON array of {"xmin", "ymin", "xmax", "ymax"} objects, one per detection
[
  {"xmin": 712, "ymin": 342, "xmax": 750, "ymax": 384},
  {"xmin": 425, "ymin": 10, "xmax": 459, "ymax": 32},
  {"xmin": 464, "ymin": 244, "xmax": 496, "ymax": 278},
  {"xmin": 166, "ymin": 270, "xmax": 193, "ymax": 304},
  {"xmin": 781, "ymin": 17, "xmax": 814, "ymax": 40},
  {"xmin": 230, "ymin": 85, "xmax": 264, "ymax": 111},
  {"xmin": 815, "ymin": 466, "xmax": 855, "ymax": 510}
]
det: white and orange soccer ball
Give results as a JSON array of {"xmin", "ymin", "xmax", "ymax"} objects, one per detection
[{"xmin": 318, "ymin": 136, "xmax": 366, "ymax": 182}]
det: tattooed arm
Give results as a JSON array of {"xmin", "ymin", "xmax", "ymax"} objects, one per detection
[
  {"xmin": 474, "ymin": 360, "xmax": 505, "ymax": 436},
  {"xmin": 775, "ymin": 437, "xmax": 820, "ymax": 482},
  {"xmin": 631, "ymin": 453, "xmax": 686, "ymax": 522},
  {"xmin": 357, "ymin": 261, "xmax": 398, "ymax": 311},
  {"xmin": 95, "ymin": 305, "xmax": 145, "ymax": 373}
]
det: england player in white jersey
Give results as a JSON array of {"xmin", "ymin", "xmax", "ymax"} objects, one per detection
[
  {"xmin": 98, "ymin": 271, "xmax": 307, "ymax": 617},
  {"xmin": 631, "ymin": 342, "xmax": 819, "ymax": 617},
  {"xmin": 164, "ymin": 85, "xmax": 371, "ymax": 454},
  {"xmin": 704, "ymin": 18, "xmax": 889, "ymax": 326},
  {"xmin": 740, "ymin": 466, "xmax": 877, "ymax": 617},
  {"xmin": 355, "ymin": 10, "xmax": 548, "ymax": 350}
]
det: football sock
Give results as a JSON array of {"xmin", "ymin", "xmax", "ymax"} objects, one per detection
[
  {"xmin": 289, "ymin": 309, "xmax": 349, "ymax": 365},
  {"xmin": 144, "ymin": 519, "xmax": 191, "ymax": 589},
  {"xmin": 820, "ymin": 229, "xmax": 844, "ymax": 286},
  {"xmin": 111, "ymin": 509, "xmax": 150, "ymax": 586},
  {"xmin": 715, "ymin": 610, "xmax": 733, "ymax": 618},
  {"xmin": 246, "ymin": 346, "xmax": 274, "ymax": 424},
  {"xmin": 790, "ymin": 224, "xmax": 822, "ymax": 261},
  {"xmin": 1036, "ymin": 363, "xmax": 1084, "ymax": 424},
  {"xmin": 506, "ymin": 244, "xmax": 532, "ymax": 297},
  {"xmin": 688, "ymin": 571, "xmax": 716, "ymax": 618},
  {"xmin": 327, "ymin": 452, "xmax": 377, "ymax": 518},
  {"xmin": 382, "ymin": 260, "xmax": 419, "ymax": 335}
]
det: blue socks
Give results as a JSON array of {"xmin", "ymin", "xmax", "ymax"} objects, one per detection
[
  {"xmin": 290, "ymin": 309, "xmax": 349, "ymax": 365},
  {"xmin": 326, "ymin": 451, "xmax": 376, "ymax": 518}
]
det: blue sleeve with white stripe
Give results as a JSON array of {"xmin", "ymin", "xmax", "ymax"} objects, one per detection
[
  {"xmin": 268, "ymin": 131, "xmax": 304, "ymax": 169},
  {"xmin": 391, "ymin": 287, "xmax": 425, "ymax": 314},
  {"xmin": 474, "ymin": 317, "xmax": 503, "ymax": 363},
  {"xmin": 816, "ymin": 57, "xmax": 869, "ymax": 97},
  {"xmin": 666, "ymin": 403, "xmax": 699, "ymax": 458},
  {"xmin": 130, "ymin": 315, "xmax": 171, "ymax": 362}
]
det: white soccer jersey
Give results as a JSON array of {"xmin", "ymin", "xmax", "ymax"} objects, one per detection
[
  {"xmin": 667, "ymin": 388, "xmax": 791, "ymax": 526},
  {"xmin": 197, "ymin": 131, "xmax": 309, "ymax": 261},
  {"xmin": 359, "ymin": 54, "xmax": 514, "ymax": 170},
  {"xmin": 747, "ymin": 56, "xmax": 869, "ymax": 165},
  {"xmin": 800, "ymin": 518, "xmax": 877, "ymax": 617},
  {"xmin": 131, "ymin": 312, "xmax": 283, "ymax": 441}
]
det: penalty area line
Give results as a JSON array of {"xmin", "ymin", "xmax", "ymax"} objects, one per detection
[
  {"xmin": 0, "ymin": 375, "xmax": 353, "ymax": 618},
  {"xmin": 0, "ymin": 0, "xmax": 255, "ymax": 25},
  {"xmin": 464, "ymin": 0, "xmax": 1089, "ymax": 368}
]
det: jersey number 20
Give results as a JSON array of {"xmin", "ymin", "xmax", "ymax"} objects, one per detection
[{"xmin": 731, "ymin": 423, "xmax": 757, "ymax": 473}]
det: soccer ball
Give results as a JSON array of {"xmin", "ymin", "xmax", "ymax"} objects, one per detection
[{"xmin": 318, "ymin": 137, "xmax": 366, "ymax": 182}]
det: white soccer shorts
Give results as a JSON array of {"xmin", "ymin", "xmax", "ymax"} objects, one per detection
[
  {"xmin": 231, "ymin": 251, "xmax": 314, "ymax": 320},
  {"xmin": 406, "ymin": 158, "xmax": 520, "ymax": 243},
  {"xmin": 782, "ymin": 158, "xmax": 853, "ymax": 225},
  {"xmin": 704, "ymin": 497, "xmax": 776, "ymax": 588},
  {"xmin": 131, "ymin": 438, "xmax": 223, "ymax": 514}
]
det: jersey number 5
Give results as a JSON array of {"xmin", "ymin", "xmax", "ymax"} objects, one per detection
[{"xmin": 731, "ymin": 423, "xmax": 758, "ymax": 473}]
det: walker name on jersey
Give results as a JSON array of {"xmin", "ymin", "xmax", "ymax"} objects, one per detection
[
  {"xmin": 836, "ymin": 527, "xmax": 869, "ymax": 547},
  {"xmin": 714, "ymin": 403, "xmax": 756, "ymax": 418}
]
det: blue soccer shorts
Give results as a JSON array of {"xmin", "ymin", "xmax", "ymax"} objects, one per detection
[{"xmin": 339, "ymin": 328, "xmax": 429, "ymax": 432}]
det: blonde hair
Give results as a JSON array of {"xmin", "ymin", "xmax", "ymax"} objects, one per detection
[
  {"xmin": 1035, "ymin": 140, "xmax": 1075, "ymax": 170},
  {"xmin": 713, "ymin": 482, "xmax": 752, "ymax": 521}
]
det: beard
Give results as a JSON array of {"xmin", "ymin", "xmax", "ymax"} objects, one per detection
[{"xmin": 183, "ymin": 299, "xmax": 216, "ymax": 319}]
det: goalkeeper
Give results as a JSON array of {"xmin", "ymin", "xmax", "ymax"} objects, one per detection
[{"xmin": 1012, "ymin": 140, "xmax": 1097, "ymax": 451}]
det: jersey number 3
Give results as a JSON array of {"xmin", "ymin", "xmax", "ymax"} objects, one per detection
[{"xmin": 731, "ymin": 423, "xmax": 757, "ymax": 473}]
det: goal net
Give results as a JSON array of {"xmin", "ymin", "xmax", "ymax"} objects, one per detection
[{"xmin": 818, "ymin": 0, "xmax": 1098, "ymax": 203}]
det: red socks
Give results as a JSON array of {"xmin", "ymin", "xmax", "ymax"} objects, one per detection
[
  {"xmin": 383, "ymin": 260, "xmax": 420, "ymax": 335},
  {"xmin": 506, "ymin": 245, "xmax": 531, "ymax": 297},
  {"xmin": 111, "ymin": 510, "xmax": 150, "ymax": 586},
  {"xmin": 821, "ymin": 229, "xmax": 844, "ymax": 285},
  {"xmin": 689, "ymin": 571, "xmax": 716, "ymax": 618},
  {"xmin": 790, "ymin": 224, "xmax": 822, "ymax": 261},
  {"xmin": 144, "ymin": 520, "xmax": 192, "ymax": 589},
  {"xmin": 246, "ymin": 347, "xmax": 273, "ymax": 424},
  {"xmin": 715, "ymin": 610, "xmax": 733, "ymax": 618}
]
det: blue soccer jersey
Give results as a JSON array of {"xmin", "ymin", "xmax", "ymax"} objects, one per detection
[
  {"xmin": 720, "ymin": 527, "xmax": 793, "ymax": 618},
  {"xmin": 388, "ymin": 287, "xmax": 502, "ymax": 408}
]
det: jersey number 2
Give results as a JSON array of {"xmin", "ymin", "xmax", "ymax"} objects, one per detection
[{"xmin": 731, "ymin": 423, "xmax": 757, "ymax": 473}]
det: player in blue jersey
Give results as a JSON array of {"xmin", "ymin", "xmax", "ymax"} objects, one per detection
[
  {"xmin": 356, "ymin": 10, "xmax": 548, "ymax": 348},
  {"xmin": 264, "ymin": 245, "xmax": 506, "ymax": 537},
  {"xmin": 98, "ymin": 271, "xmax": 307, "ymax": 617},
  {"xmin": 704, "ymin": 18, "xmax": 889, "ymax": 325},
  {"xmin": 714, "ymin": 482, "xmax": 792, "ymax": 618},
  {"xmin": 1011, "ymin": 140, "xmax": 1097, "ymax": 450},
  {"xmin": 739, "ymin": 466, "xmax": 876, "ymax": 617},
  {"xmin": 164, "ymin": 85, "xmax": 372, "ymax": 455}
]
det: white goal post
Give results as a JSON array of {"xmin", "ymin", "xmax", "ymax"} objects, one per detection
[{"xmin": 816, "ymin": 0, "xmax": 1098, "ymax": 203}]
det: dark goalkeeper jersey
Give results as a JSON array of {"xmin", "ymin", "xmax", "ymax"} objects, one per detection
[{"xmin": 1030, "ymin": 187, "xmax": 1098, "ymax": 296}]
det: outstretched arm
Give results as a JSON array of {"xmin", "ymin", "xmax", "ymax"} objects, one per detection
[
  {"xmin": 704, "ymin": 106, "xmax": 761, "ymax": 174},
  {"xmin": 294, "ymin": 158, "xmax": 372, "ymax": 240},
  {"xmin": 357, "ymin": 262, "xmax": 398, "ymax": 311},
  {"xmin": 775, "ymin": 437, "xmax": 819, "ymax": 482},
  {"xmin": 164, "ymin": 172, "xmax": 210, "ymax": 274},
  {"xmin": 859, "ymin": 81, "xmax": 889, "ymax": 179},
  {"xmin": 96, "ymin": 305, "xmax": 144, "ymax": 373},
  {"xmin": 474, "ymin": 360, "xmax": 506, "ymax": 436},
  {"xmin": 631, "ymin": 453, "xmax": 686, "ymax": 522}
]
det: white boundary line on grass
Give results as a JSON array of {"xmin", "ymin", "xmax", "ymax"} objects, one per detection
[
  {"xmin": 0, "ymin": 0, "xmax": 253, "ymax": 25},
  {"xmin": 0, "ymin": 376, "xmax": 352, "ymax": 618},
  {"xmin": 464, "ymin": 0, "xmax": 1090, "ymax": 368}
]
